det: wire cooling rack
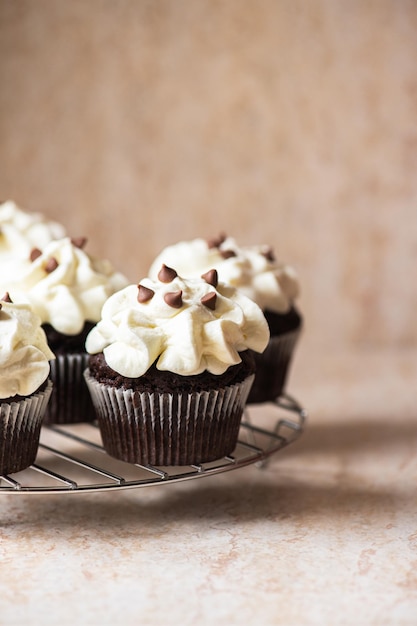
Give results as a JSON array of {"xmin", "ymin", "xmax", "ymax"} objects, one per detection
[{"xmin": 0, "ymin": 393, "xmax": 306, "ymax": 494}]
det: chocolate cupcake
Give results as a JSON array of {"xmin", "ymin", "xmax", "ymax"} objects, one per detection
[
  {"xmin": 84, "ymin": 266, "xmax": 269, "ymax": 465},
  {"xmin": 0, "ymin": 297, "xmax": 54, "ymax": 475},
  {"xmin": 149, "ymin": 235, "xmax": 302, "ymax": 403},
  {"xmin": 8, "ymin": 236, "xmax": 129, "ymax": 424}
]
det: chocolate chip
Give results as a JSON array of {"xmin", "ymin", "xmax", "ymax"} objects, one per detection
[
  {"xmin": 158, "ymin": 264, "xmax": 177, "ymax": 283},
  {"xmin": 164, "ymin": 290, "xmax": 183, "ymax": 308},
  {"xmin": 30, "ymin": 247, "xmax": 42, "ymax": 262},
  {"xmin": 207, "ymin": 233, "xmax": 227, "ymax": 249},
  {"xmin": 71, "ymin": 237, "xmax": 88, "ymax": 249},
  {"xmin": 201, "ymin": 292, "xmax": 217, "ymax": 310},
  {"xmin": 44, "ymin": 257, "xmax": 59, "ymax": 273},
  {"xmin": 137, "ymin": 284, "xmax": 155, "ymax": 303},
  {"xmin": 220, "ymin": 249, "xmax": 236, "ymax": 259},
  {"xmin": 262, "ymin": 246, "xmax": 275, "ymax": 262},
  {"xmin": 201, "ymin": 269, "xmax": 218, "ymax": 288},
  {"xmin": 2, "ymin": 292, "xmax": 12, "ymax": 303}
]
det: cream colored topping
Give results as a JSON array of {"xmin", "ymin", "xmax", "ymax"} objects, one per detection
[
  {"xmin": 0, "ymin": 200, "xmax": 67, "ymax": 293},
  {"xmin": 0, "ymin": 301, "xmax": 55, "ymax": 398},
  {"xmin": 86, "ymin": 270, "xmax": 270, "ymax": 377},
  {"xmin": 8, "ymin": 237, "xmax": 129, "ymax": 336},
  {"xmin": 0, "ymin": 200, "xmax": 66, "ymax": 258},
  {"xmin": 148, "ymin": 237, "xmax": 300, "ymax": 314}
]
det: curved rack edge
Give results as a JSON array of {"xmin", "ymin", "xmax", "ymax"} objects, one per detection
[{"xmin": 0, "ymin": 393, "xmax": 307, "ymax": 494}]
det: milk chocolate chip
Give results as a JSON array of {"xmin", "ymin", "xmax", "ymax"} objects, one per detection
[
  {"xmin": 137, "ymin": 284, "xmax": 155, "ymax": 303},
  {"xmin": 164, "ymin": 290, "xmax": 183, "ymax": 308},
  {"xmin": 220, "ymin": 249, "xmax": 236, "ymax": 260},
  {"xmin": 71, "ymin": 237, "xmax": 88, "ymax": 249},
  {"xmin": 262, "ymin": 246, "xmax": 275, "ymax": 262},
  {"xmin": 30, "ymin": 247, "xmax": 42, "ymax": 262},
  {"xmin": 201, "ymin": 292, "xmax": 217, "ymax": 310},
  {"xmin": 44, "ymin": 257, "xmax": 59, "ymax": 273},
  {"xmin": 201, "ymin": 269, "xmax": 218, "ymax": 288},
  {"xmin": 158, "ymin": 264, "xmax": 178, "ymax": 283},
  {"xmin": 207, "ymin": 233, "xmax": 227, "ymax": 249}
]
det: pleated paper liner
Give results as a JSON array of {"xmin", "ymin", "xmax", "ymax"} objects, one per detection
[
  {"xmin": 0, "ymin": 380, "xmax": 53, "ymax": 475},
  {"xmin": 44, "ymin": 353, "xmax": 96, "ymax": 425},
  {"xmin": 247, "ymin": 328, "xmax": 301, "ymax": 404},
  {"xmin": 84, "ymin": 370, "xmax": 254, "ymax": 466}
]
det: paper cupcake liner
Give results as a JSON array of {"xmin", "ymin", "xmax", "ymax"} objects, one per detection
[
  {"xmin": 84, "ymin": 370, "xmax": 254, "ymax": 466},
  {"xmin": 0, "ymin": 380, "xmax": 53, "ymax": 475},
  {"xmin": 44, "ymin": 353, "xmax": 96, "ymax": 425},
  {"xmin": 247, "ymin": 328, "xmax": 301, "ymax": 404}
]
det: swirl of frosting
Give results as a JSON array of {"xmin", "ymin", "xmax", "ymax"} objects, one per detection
[
  {"xmin": 0, "ymin": 200, "xmax": 67, "ymax": 292},
  {"xmin": 148, "ymin": 236, "xmax": 300, "ymax": 314},
  {"xmin": 86, "ymin": 267, "xmax": 270, "ymax": 377},
  {"xmin": 0, "ymin": 299, "xmax": 55, "ymax": 398},
  {"xmin": 0, "ymin": 200, "xmax": 66, "ymax": 258},
  {"xmin": 8, "ymin": 237, "xmax": 129, "ymax": 335}
]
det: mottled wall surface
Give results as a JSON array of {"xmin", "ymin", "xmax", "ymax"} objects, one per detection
[{"xmin": 1, "ymin": 0, "xmax": 416, "ymax": 352}]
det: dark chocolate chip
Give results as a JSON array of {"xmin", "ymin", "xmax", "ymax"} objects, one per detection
[
  {"xmin": 158, "ymin": 264, "xmax": 178, "ymax": 283},
  {"xmin": 201, "ymin": 269, "xmax": 218, "ymax": 288},
  {"xmin": 137, "ymin": 284, "xmax": 155, "ymax": 303},
  {"xmin": 2, "ymin": 292, "xmax": 12, "ymax": 303},
  {"xmin": 201, "ymin": 292, "xmax": 217, "ymax": 310},
  {"xmin": 164, "ymin": 290, "xmax": 183, "ymax": 308},
  {"xmin": 30, "ymin": 247, "xmax": 42, "ymax": 262},
  {"xmin": 44, "ymin": 257, "xmax": 59, "ymax": 273}
]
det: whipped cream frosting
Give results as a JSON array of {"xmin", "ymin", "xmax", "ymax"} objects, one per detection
[
  {"xmin": 86, "ymin": 266, "xmax": 270, "ymax": 377},
  {"xmin": 148, "ymin": 236, "xmax": 300, "ymax": 314},
  {"xmin": 0, "ymin": 199, "xmax": 65, "ymax": 259},
  {"xmin": 0, "ymin": 299, "xmax": 55, "ymax": 398},
  {"xmin": 0, "ymin": 200, "xmax": 67, "ymax": 293},
  {"xmin": 8, "ymin": 237, "xmax": 129, "ymax": 336}
]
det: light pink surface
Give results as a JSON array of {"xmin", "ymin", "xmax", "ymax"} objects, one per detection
[{"xmin": 1, "ymin": 347, "xmax": 416, "ymax": 625}]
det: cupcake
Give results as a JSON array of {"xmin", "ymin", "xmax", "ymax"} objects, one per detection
[
  {"xmin": 8, "ymin": 236, "xmax": 129, "ymax": 424},
  {"xmin": 0, "ymin": 296, "xmax": 54, "ymax": 475},
  {"xmin": 149, "ymin": 235, "xmax": 302, "ymax": 403},
  {"xmin": 84, "ymin": 265, "xmax": 269, "ymax": 465}
]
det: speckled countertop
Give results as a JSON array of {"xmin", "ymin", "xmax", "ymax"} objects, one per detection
[{"xmin": 1, "ymin": 347, "xmax": 416, "ymax": 626}]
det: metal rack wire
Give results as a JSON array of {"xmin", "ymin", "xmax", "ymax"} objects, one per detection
[{"xmin": 0, "ymin": 393, "xmax": 306, "ymax": 494}]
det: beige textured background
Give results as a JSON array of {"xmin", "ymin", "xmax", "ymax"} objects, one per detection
[{"xmin": 1, "ymin": 0, "xmax": 416, "ymax": 356}]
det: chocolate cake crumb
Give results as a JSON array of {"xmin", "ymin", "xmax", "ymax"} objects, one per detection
[
  {"xmin": 88, "ymin": 350, "xmax": 255, "ymax": 394},
  {"xmin": 264, "ymin": 306, "xmax": 302, "ymax": 336},
  {"xmin": 42, "ymin": 321, "xmax": 95, "ymax": 354}
]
